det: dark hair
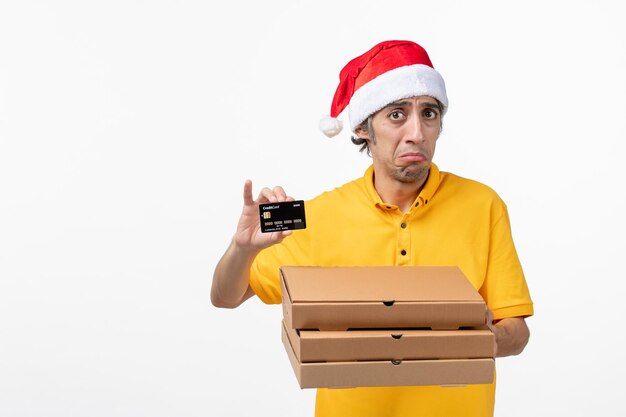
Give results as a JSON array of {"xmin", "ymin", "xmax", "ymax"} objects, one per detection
[
  {"xmin": 350, "ymin": 98, "xmax": 445, "ymax": 156},
  {"xmin": 350, "ymin": 116, "xmax": 375, "ymax": 156}
]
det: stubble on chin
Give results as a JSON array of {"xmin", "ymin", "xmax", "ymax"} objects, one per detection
[{"xmin": 393, "ymin": 165, "xmax": 430, "ymax": 184}]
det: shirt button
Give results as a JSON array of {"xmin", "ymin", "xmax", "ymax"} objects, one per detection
[
  {"xmin": 401, "ymin": 223, "xmax": 407, "ymax": 229},
  {"xmin": 400, "ymin": 250, "xmax": 407, "ymax": 256}
]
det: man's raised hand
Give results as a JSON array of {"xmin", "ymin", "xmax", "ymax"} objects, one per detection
[{"xmin": 233, "ymin": 180, "xmax": 294, "ymax": 252}]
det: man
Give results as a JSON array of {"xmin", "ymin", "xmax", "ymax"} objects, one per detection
[{"xmin": 211, "ymin": 40, "xmax": 533, "ymax": 417}]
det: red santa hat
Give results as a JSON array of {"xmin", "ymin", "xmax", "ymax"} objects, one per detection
[{"xmin": 319, "ymin": 40, "xmax": 448, "ymax": 138}]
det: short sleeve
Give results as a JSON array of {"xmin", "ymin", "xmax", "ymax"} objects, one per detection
[{"xmin": 479, "ymin": 204, "xmax": 534, "ymax": 320}]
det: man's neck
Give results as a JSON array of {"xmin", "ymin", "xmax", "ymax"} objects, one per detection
[{"xmin": 373, "ymin": 171, "xmax": 428, "ymax": 213}]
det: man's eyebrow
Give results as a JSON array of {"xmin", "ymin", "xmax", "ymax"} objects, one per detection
[
  {"xmin": 384, "ymin": 100, "xmax": 411, "ymax": 108},
  {"xmin": 419, "ymin": 101, "xmax": 440, "ymax": 109},
  {"xmin": 383, "ymin": 100, "xmax": 440, "ymax": 110}
]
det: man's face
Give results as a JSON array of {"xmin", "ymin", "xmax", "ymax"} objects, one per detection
[{"xmin": 358, "ymin": 96, "xmax": 442, "ymax": 185}]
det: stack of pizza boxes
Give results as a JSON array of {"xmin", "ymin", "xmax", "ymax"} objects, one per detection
[{"xmin": 280, "ymin": 266, "xmax": 495, "ymax": 388}]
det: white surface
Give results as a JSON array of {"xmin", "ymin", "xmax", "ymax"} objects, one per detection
[{"xmin": 1, "ymin": 1, "xmax": 624, "ymax": 416}]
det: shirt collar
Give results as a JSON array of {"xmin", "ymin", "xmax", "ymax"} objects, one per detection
[{"xmin": 363, "ymin": 163, "xmax": 442, "ymax": 210}]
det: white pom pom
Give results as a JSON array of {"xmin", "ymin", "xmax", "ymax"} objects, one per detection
[{"xmin": 319, "ymin": 116, "xmax": 343, "ymax": 138}]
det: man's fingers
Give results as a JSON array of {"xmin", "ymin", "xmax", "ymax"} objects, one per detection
[
  {"xmin": 484, "ymin": 308, "xmax": 497, "ymax": 355},
  {"xmin": 243, "ymin": 180, "xmax": 254, "ymax": 206},
  {"xmin": 273, "ymin": 186, "xmax": 287, "ymax": 202},
  {"xmin": 485, "ymin": 308, "xmax": 496, "ymax": 331},
  {"xmin": 485, "ymin": 309, "xmax": 492, "ymax": 322},
  {"xmin": 258, "ymin": 185, "xmax": 289, "ymax": 203},
  {"xmin": 258, "ymin": 187, "xmax": 275, "ymax": 203}
]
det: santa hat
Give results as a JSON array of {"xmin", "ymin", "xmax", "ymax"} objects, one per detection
[{"xmin": 319, "ymin": 40, "xmax": 448, "ymax": 138}]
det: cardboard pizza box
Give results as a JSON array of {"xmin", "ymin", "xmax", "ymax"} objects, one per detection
[
  {"xmin": 281, "ymin": 322, "xmax": 495, "ymax": 389},
  {"xmin": 281, "ymin": 266, "xmax": 486, "ymax": 331},
  {"xmin": 283, "ymin": 320, "xmax": 495, "ymax": 362}
]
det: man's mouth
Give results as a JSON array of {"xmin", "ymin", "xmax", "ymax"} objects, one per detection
[{"xmin": 397, "ymin": 152, "xmax": 427, "ymax": 163}]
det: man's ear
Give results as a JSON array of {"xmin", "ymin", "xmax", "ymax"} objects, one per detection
[{"xmin": 354, "ymin": 126, "xmax": 370, "ymax": 141}]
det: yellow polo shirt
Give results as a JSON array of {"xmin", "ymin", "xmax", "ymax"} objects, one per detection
[{"xmin": 249, "ymin": 163, "xmax": 533, "ymax": 417}]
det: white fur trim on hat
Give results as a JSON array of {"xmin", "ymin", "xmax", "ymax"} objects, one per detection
[
  {"xmin": 319, "ymin": 116, "xmax": 343, "ymax": 138},
  {"xmin": 348, "ymin": 64, "xmax": 448, "ymax": 131}
]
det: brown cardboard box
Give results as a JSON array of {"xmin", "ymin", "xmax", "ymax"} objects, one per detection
[
  {"xmin": 282, "ymin": 323, "xmax": 495, "ymax": 388},
  {"xmin": 281, "ymin": 266, "xmax": 486, "ymax": 331},
  {"xmin": 284, "ymin": 320, "xmax": 495, "ymax": 362}
]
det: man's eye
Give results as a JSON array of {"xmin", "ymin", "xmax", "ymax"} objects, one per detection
[
  {"xmin": 390, "ymin": 111, "xmax": 404, "ymax": 120},
  {"xmin": 423, "ymin": 109, "xmax": 438, "ymax": 119}
]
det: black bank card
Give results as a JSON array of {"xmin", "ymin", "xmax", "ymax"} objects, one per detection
[{"xmin": 259, "ymin": 200, "xmax": 306, "ymax": 233}]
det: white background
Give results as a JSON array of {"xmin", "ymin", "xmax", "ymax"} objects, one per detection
[{"xmin": 1, "ymin": 1, "xmax": 625, "ymax": 416}]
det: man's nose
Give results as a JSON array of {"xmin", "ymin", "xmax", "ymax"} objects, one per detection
[{"xmin": 404, "ymin": 113, "xmax": 425, "ymax": 143}]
